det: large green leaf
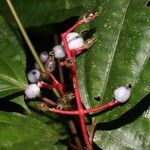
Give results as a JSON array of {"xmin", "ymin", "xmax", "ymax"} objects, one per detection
[
  {"xmin": 0, "ymin": 0, "xmax": 84, "ymax": 27},
  {"xmin": 0, "ymin": 111, "xmax": 66, "ymax": 149},
  {"xmin": 77, "ymin": 0, "xmax": 150, "ymax": 121},
  {"xmin": 76, "ymin": 0, "xmax": 150, "ymax": 149},
  {"xmin": 27, "ymin": 101, "xmax": 67, "ymax": 135},
  {"xmin": 0, "ymin": 15, "xmax": 27, "ymax": 110},
  {"xmin": 94, "ymin": 105, "xmax": 150, "ymax": 150}
]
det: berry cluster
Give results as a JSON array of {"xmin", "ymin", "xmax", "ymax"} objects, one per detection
[{"xmin": 25, "ymin": 12, "xmax": 131, "ymax": 150}]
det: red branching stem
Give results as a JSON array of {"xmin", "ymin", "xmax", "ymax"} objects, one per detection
[
  {"xmin": 46, "ymin": 72, "xmax": 65, "ymax": 96},
  {"xmin": 49, "ymin": 108, "xmax": 79, "ymax": 115},
  {"xmin": 61, "ymin": 19, "xmax": 84, "ymax": 58},
  {"xmin": 64, "ymin": 19, "xmax": 84, "ymax": 35},
  {"xmin": 84, "ymin": 101, "xmax": 120, "ymax": 114},
  {"xmin": 61, "ymin": 33, "xmax": 71, "ymax": 57},
  {"xmin": 38, "ymin": 82, "xmax": 56, "ymax": 89},
  {"xmin": 38, "ymin": 16, "xmax": 120, "ymax": 149},
  {"xmin": 38, "ymin": 81, "xmax": 64, "ymax": 96},
  {"xmin": 61, "ymin": 19, "xmax": 92, "ymax": 149},
  {"xmin": 46, "ymin": 101, "xmax": 120, "ymax": 115},
  {"xmin": 71, "ymin": 64, "xmax": 92, "ymax": 149},
  {"xmin": 46, "ymin": 72, "xmax": 59, "ymax": 85}
]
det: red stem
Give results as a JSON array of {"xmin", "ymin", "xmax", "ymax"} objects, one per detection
[
  {"xmin": 38, "ymin": 82, "xmax": 56, "ymax": 89},
  {"xmin": 38, "ymin": 18, "xmax": 120, "ymax": 149},
  {"xmin": 46, "ymin": 72, "xmax": 59, "ymax": 85},
  {"xmin": 71, "ymin": 64, "xmax": 92, "ymax": 149},
  {"xmin": 63, "ymin": 19, "xmax": 84, "ymax": 35},
  {"xmin": 84, "ymin": 101, "xmax": 120, "ymax": 114},
  {"xmin": 46, "ymin": 72, "xmax": 65, "ymax": 96},
  {"xmin": 37, "ymin": 12, "xmax": 123, "ymax": 150},
  {"xmin": 61, "ymin": 19, "xmax": 84, "ymax": 58},
  {"xmin": 61, "ymin": 20, "xmax": 92, "ymax": 149},
  {"xmin": 49, "ymin": 108, "xmax": 79, "ymax": 115},
  {"xmin": 46, "ymin": 100, "xmax": 120, "ymax": 115}
]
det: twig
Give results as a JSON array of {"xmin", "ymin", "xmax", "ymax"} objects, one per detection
[
  {"xmin": 6, "ymin": 0, "xmax": 45, "ymax": 72},
  {"xmin": 68, "ymin": 120, "xmax": 83, "ymax": 150}
]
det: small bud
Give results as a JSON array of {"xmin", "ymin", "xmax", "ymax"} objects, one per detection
[
  {"xmin": 27, "ymin": 69, "xmax": 41, "ymax": 83},
  {"xmin": 34, "ymin": 62, "xmax": 40, "ymax": 70},
  {"xmin": 114, "ymin": 86, "xmax": 131, "ymax": 103},
  {"xmin": 62, "ymin": 58, "xmax": 75, "ymax": 68},
  {"xmin": 37, "ymin": 102, "xmax": 49, "ymax": 112},
  {"xmin": 83, "ymin": 12, "xmax": 99, "ymax": 23},
  {"xmin": 39, "ymin": 51, "xmax": 49, "ymax": 63},
  {"xmin": 45, "ymin": 60, "xmax": 56, "ymax": 72},
  {"xmin": 25, "ymin": 84, "xmax": 40, "ymax": 99},
  {"xmin": 53, "ymin": 45, "xmax": 66, "ymax": 59},
  {"xmin": 84, "ymin": 38, "xmax": 96, "ymax": 49},
  {"xmin": 39, "ymin": 72, "xmax": 51, "ymax": 83}
]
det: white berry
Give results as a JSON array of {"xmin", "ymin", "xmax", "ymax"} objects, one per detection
[
  {"xmin": 27, "ymin": 69, "xmax": 41, "ymax": 83},
  {"xmin": 53, "ymin": 45, "xmax": 66, "ymax": 59},
  {"xmin": 25, "ymin": 84, "xmax": 40, "ymax": 99},
  {"xmin": 39, "ymin": 51, "xmax": 49, "ymax": 63},
  {"xmin": 114, "ymin": 86, "xmax": 131, "ymax": 103},
  {"xmin": 62, "ymin": 32, "xmax": 84, "ymax": 50}
]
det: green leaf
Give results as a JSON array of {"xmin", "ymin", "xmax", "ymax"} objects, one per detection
[
  {"xmin": 94, "ymin": 106, "xmax": 150, "ymax": 150},
  {"xmin": 27, "ymin": 101, "xmax": 67, "ymax": 135},
  {"xmin": 76, "ymin": 0, "xmax": 150, "ymax": 149},
  {"xmin": 77, "ymin": 0, "xmax": 150, "ymax": 122},
  {"xmin": 0, "ymin": 111, "xmax": 66, "ymax": 149},
  {"xmin": 5, "ymin": 140, "xmax": 67, "ymax": 150},
  {"xmin": 0, "ymin": 15, "xmax": 27, "ymax": 109},
  {"xmin": 11, "ymin": 96, "xmax": 31, "ymax": 114},
  {"xmin": 0, "ymin": 0, "xmax": 84, "ymax": 27}
]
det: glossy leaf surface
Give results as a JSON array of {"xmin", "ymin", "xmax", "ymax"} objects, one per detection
[
  {"xmin": 0, "ymin": 0, "xmax": 84, "ymax": 27},
  {"xmin": 77, "ymin": 0, "xmax": 150, "ymax": 122},
  {"xmin": 94, "ymin": 106, "xmax": 150, "ymax": 150},
  {"xmin": 76, "ymin": 0, "xmax": 150, "ymax": 149},
  {"xmin": 0, "ymin": 15, "xmax": 28, "ymax": 110},
  {"xmin": 0, "ymin": 111, "xmax": 66, "ymax": 149}
]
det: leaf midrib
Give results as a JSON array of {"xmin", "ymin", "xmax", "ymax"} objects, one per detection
[{"xmin": 0, "ymin": 74, "xmax": 26, "ymax": 90}]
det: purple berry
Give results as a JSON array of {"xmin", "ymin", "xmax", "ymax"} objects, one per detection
[
  {"xmin": 40, "ymin": 51, "xmax": 49, "ymax": 63},
  {"xmin": 34, "ymin": 62, "xmax": 40, "ymax": 70}
]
